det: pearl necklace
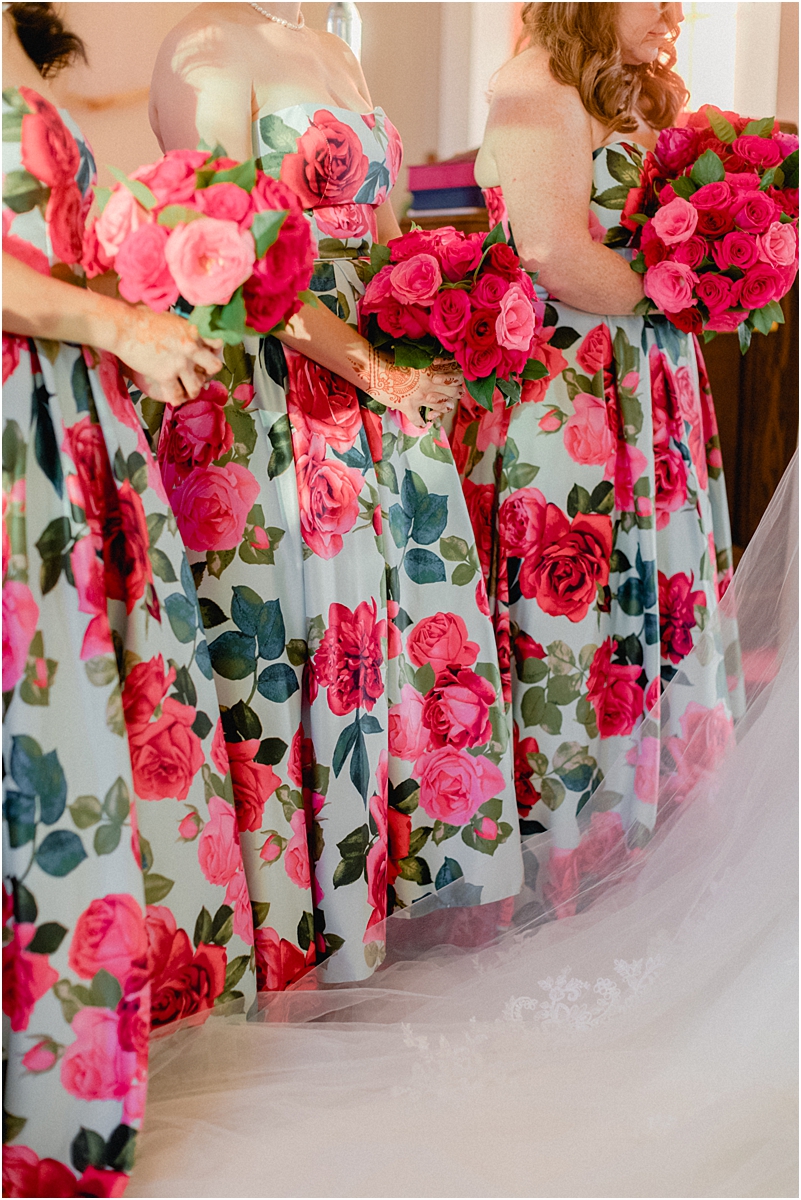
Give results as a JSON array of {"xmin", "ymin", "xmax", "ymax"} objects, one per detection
[{"xmin": 249, "ymin": 3, "xmax": 305, "ymax": 29}]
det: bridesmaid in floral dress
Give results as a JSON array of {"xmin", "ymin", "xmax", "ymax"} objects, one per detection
[
  {"xmin": 3, "ymin": 5, "xmax": 257, "ymax": 1193},
  {"xmin": 148, "ymin": 2, "xmax": 523, "ymax": 987},
  {"xmin": 456, "ymin": 1, "xmax": 744, "ymax": 904}
]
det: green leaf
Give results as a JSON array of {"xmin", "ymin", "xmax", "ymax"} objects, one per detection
[
  {"xmin": 411, "ymin": 492, "xmax": 448, "ymax": 546},
  {"xmin": 567, "ymin": 483, "xmax": 591, "ymax": 517},
  {"xmin": 251, "ymin": 208, "xmax": 287, "ymax": 257},
  {"xmin": 547, "ymin": 640, "xmax": 576, "ymax": 674},
  {"xmin": 225, "ymin": 954, "xmax": 249, "ymax": 991},
  {"xmin": 540, "ymin": 702, "xmax": 563, "ymax": 736},
  {"xmin": 106, "ymin": 165, "xmax": 157, "ymax": 210},
  {"xmin": 94, "ymin": 822, "xmax": 122, "ymax": 856},
  {"xmin": 4, "ymin": 791, "xmax": 35, "ymax": 847},
  {"xmin": 286, "ymin": 637, "xmax": 308, "ymax": 666},
  {"xmin": 519, "ymin": 656, "xmax": 548, "ymax": 684},
  {"xmin": 540, "ymin": 776, "xmax": 566, "ymax": 811},
  {"xmin": 414, "ymin": 662, "xmax": 436, "ymax": 694},
  {"xmin": 164, "ymin": 592, "xmax": 197, "ymax": 643},
  {"xmin": 11, "ymin": 880, "xmax": 37, "ymax": 924},
  {"xmin": 482, "ymin": 222, "xmax": 507, "ymax": 248},
  {"xmin": 605, "ymin": 148, "xmax": 641, "ymax": 187},
  {"xmin": 210, "ymin": 903, "xmax": 234, "ymax": 945},
  {"xmin": 742, "ymin": 116, "xmax": 775, "ymax": 138},
  {"xmin": 397, "ymin": 855, "xmax": 432, "ymax": 885},
  {"xmin": 26, "ymin": 921, "xmax": 68, "ymax": 955},
  {"xmin": 439, "ymin": 535, "xmax": 470, "ymax": 562},
  {"xmin": 4, "ymin": 1107, "xmax": 27, "ymax": 1144},
  {"xmin": 251, "ymin": 901, "xmax": 271, "ymax": 929},
  {"xmin": 738, "ymin": 321, "xmax": 753, "ymax": 355},
  {"xmin": 432, "ymin": 820, "xmax": 460, "ymax": 844},
  {"xmin": 547, "ymin": 674, "xmax": 580, "ymax": 706},
  {"xmin": 779, "ymin": 148, "xmax": 799, "ymax": 189},
  {"xmin": 199, "ymin": 598, "xmax": 228, "ymax": 629},
  {"xmin": 149, "ymin": 547, "xmax": 177, "ymax": 583},
  {"xmin": 157, "ymin": 205, "xmax": 204, "ymax": 228},
  {"xmin": 690, "ymin": 150, "xmax": 725, "ymax": 186},
  {"xmin": 706, "ymin": 108, "xmax": 738, "ymax": 143},
  {"xmin": 451, "ymin": 562, "xmax": 477, "ymax": 586},
  {"xmin": 465, "ymin": 372, "xmax": 497, "ymax": 412},
  {"xmin": 210, "ymin": 158, "xmax": 257, "ymax": 191},
  {"xmin": 35, "ymin": 516, "xmax": 71, "ymax": 562},
  {"xmin": 71, "ymin": 1127, "xmax": 107, "ymax": 1173},
  {"xmin": 393, "ymin": 341, "xmax": 437, "ymax": 370},
  {"xmin": 521, "ymin": 685, "xmax": 546, "ymax": 727},
  {"xmin": 521, "ymin": 358, "xmax": 549, "ymax": 381},
  {"xmin": 194, "ymin": 907, "xmax": 213, "ymax": 947},
  {"xmin": 669, "ymin": 175, "xmax": 697, "ymax": 200},
  {"xmin": 208, "ymin": 630, "xmax": 257, "ymax": 680},
  {"xmin": 435, "ymin": 857, "xmax": 464, "ymax": 889},
  {"xmin": 104, "ymin": 1125, "xmax": 138, "ymax": 1174},
  {"xmin": 375, "ymin": 458, "xmax": 399, "ymax": 491},
  {"xmin": 258, "ymin": 113, "xmax": 301, "ymax": 153},
  {"xmin": 144, "ymin": 873, "xmax": 174, "ymax": 904},
  {"xmin": 592, "ymin": 184, "xmax": 630, "ymax": 210},
  {"xmin": 254, "ymin": 737, "xmax": 288, "ymax": 766},
  {"xmin": 2, "ymin": 168, "xmax": 48, "ymax": 214},
  {"xmin": 256, "ymin": 662, "xmax": 299, "ymax": 703},
  {"xmin": 617, "ymin": 577, "xmax": 644, "ymax": 615},
  {"xmin": 507, "ymin": 462, "xmax": 539, "ymax": 489},
  {"xmin": 267, "ymin": 413, "xmax": 293, "ymax": 479},
  {"xmin": 35, "ymin": 830, "xmax": 86, "ymax": 877},
  {"xmin": 405, "ymin": 548, "xmax": 446, "ymax": 585},
  {"xmin": 257, "ymin": 599, "xmax": 285, "ymax": 661},
  {"xmin": 89, "ymin": 969, "xmax": 122, "ymax": 1010}
]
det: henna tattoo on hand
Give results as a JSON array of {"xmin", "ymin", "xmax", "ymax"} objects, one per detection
[{"xmin": 347, "ymin": 344, "xmax": 419, "ymax": 402}]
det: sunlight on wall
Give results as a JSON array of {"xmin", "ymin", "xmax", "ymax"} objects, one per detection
[{"xmin": 675, "ymin": 2, "xmax": 784, "ymax": 120}]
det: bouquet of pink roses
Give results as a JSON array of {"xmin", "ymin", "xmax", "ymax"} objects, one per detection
[
  {"xmin": 82, "ymin": 148, "xmax": 315, "ymax": 341},
  {"xmin": 360, "ymin": 225, "xmax": 547, "ymax": 409},
  {"xmin": 626, "ymin": 106, "xmax": 798, "ymax": 352}
]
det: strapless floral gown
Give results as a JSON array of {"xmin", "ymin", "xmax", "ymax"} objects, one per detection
[
  {"xmin": 150, "ymin": 105, "xmax": 522, "ymax": 987},
  {"xmin": 2, "ymin": 87, "xmax": 256, "ymax": 1195},
  {"xmin": 451, "ymin": 141, "xmax": 743, "ymax": 887}
]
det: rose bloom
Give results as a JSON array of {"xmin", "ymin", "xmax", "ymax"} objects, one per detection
[
  {"xmin": 733, "ymin": 190, "xmax": 781, "ymax": 235},
  {"xmin": 666, "ymin": 700, "xmax": 734, "ymax": 798},
  {"xmin": 284, "ymin": 808, "xmax": 312, "ymax": 890},
  {"xmin": 739, "ymin": 261, "xmax": 784, "ymax": 310},
  {"xmin": 19, "ymin": 85, "xmax": 79, "ymax": 186},
  {"xmin": 95, "ymin": 186, "xmax": 151, "ymax": 259},
  {"xmin": 575, "ymin": 323, "xmax": 613, "ymax": 376},
  {"xmin": 434, "ymin": 228, "xmax": 485, "ymax": 281},
  {"xmin": 61, "ymin": 414, "xmax": 118, "ymax": 542},
  {"xmin": 670, "ymin": 235, "xmax": 707, "ymax": 269},
  {"xmin": 165, "ymin": 217, "xmax": 255, "ymax": 307},
  {"xmin": 128, "ymin": 696, "xmax": 205, "ymax": 801},
  {"xmin": 462, "ymin": 479, "xmax": 494, "ymax": 581},
  {"xmin": 158, "ymin": 380, "xmax": 233, "ymax": 485},
  {"xmin": 688, "ymin": 181, "xmax": 733, "ymax": 213},
  {"xmin": 586, "ymin": 638, "xmax": 644, "ymax": 739},
  {"xmin": 2, "ymin": 1147, "xmax": 83, "ymax": 1199},
  {"xmin": 197, "ymin": 795, "xmax": 241, "ymax": 887},
  {"xmin": 486, "ymin": 241, "xmax": 520, "ymax": 279},
  {"xmin": 711, "ymin": 230, "xmax": 760, "ymax": 272},
  {"xmin": 149, "ymin": 928, "xmax": 228, "ymax": 1027},
  {"xmin": 563, "ymin": 392, "xmax": 615, "ymax": 467},
  {"xmin": 169, "ymin": 460, "xmax": 260, "ymax": 552},
  {"xmin": 389, "ymin": 253, "xmax": 442, "ymax": 305},
  {"xmin": 364, "ymin": 840, "xmax": 388, "ymax": 942},
  {"xmin": 2, "ymin": 923, "xmax": 58, "ymax": 1033},
  {"xmin": 46, "ymin": 180, "xmax": 83, "ymax": 264},
  {"xmin": 227, "ymin": 738, "xmax": 281, "ymax": 833},
  {"xmin": 640, "ymin": 221, "xmax": 669, "ymax": 268},
  {"xmin": 280, "ymin": 109, "xmax": 368, "ymax": 207},
  {"xmin": 694, "ymin": 272, "xmax": 734, "ymax": 316},
  {"xmin": 705, "ymin": 307, "xmax": 748, "ymax": 333},
  {"xmin": 514, "ymin": 726, "xmax": 541, "ymax": 819},
  {"xmin": 520, "ymin": 506, "xmax": 613, "ymax": 622},
  {"xmin": 417, "ymin": 746, "xmax": 505, "ymax": 825},
  {"xmin": 731, "ymin": 134, "xmax": 783, "ymax": 169},
  {"xmin": 429, "ymin": 287, "xmax": 472, "ymax": 351},
  {"xmin": 406, "ymin": 611, "xmax": 479, "ymax": 675},
  {"xmin": 495, "ymin": 282, "xmax": 535, "ymax": 356},
  {"xmin": 314, "ymin": 599, "xmax": 385, "ymax": 715},
  {"xmin": 654, "ymin": 125, "xmax": 698, "ymax": 174},
  {"xmin": 388, "ymin": 684, "xmax": 428, "ymax": 765},
  {"xmin": 286, "ymin": 354, "xmax": 362, "ymax": 453},
  {"xmin": 644, "ymin": 260, "xmax": 699, "ymax": 313},
  {"xmin": 659, "ymin": 569, "xmax": 706, "ymax": 664},
  {"xmin": 652, "ymin": 196, "xmax": 698, "ymax": 245},
  {"xmin": 315, "ymin": 201, "xmax": 372, "ymax": 240},
  {"xmin": 254, "ymin": 926, "xmax": 313, "ymax": 991},
  {"xmin": 196, "ymin": 182, "xmax": 255, "ymax": 229},
  {"xmin": 294, "ymin": 430, "xmax": 363, "ymax": 559},
  {"xmin": 115, "ymin": 224, "xmax": 179, "ymax": 311},
  {"xmin": 131, "ymin": 148, "xmax": 209, "ymax": 207},
  {"xmin": 422, "ymin": 667, "xmax": 496, "ymax": 749},
  {"xmin": 99, "ymin": 479, "xmax": 152, "ymax": 615},
  {"xmin": 654, "ymin": 443, "xmax": 688, "ymax": 530},
  {"xmin": 2, "ymin": 580, "xmax": 39, "ymax": 691},
  {"xmin": 60, "ymin": 1007, "xmax": 137, "ymax": 1102},
  {"xmin": 497, "ymin": 484, "xmax": 547, "ymax": 561},
  {"xmin": 244, "ymin": 183, "xmax": 314, "ymax": 332},
  {"xmin": 68, "ymin": 893, "xmax": 148, "ymax": 991},
  {"xmin": 757, "ymin": 220, "xmax": 798, "ymax": 269},
  {"xmin": 472, "ymin": 271, "xmax": 509, "ymax": 310}
]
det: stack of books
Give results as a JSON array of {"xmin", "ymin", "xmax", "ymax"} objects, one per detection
[{"xmin": 407, "ymin": 156, "xmax": 485, "ymax": 218}]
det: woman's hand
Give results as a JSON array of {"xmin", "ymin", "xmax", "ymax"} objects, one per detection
[
  {"xmin": 364, "ymin": 350, "xmax": 463, "ymax": 430},
  {"xmin": 114, "ymin": 309, "xmax": 224, "ymax": 406}
]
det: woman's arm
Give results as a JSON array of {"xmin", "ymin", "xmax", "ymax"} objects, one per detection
[
  {"xmin": 3, "ymin": 253, "xmax": 222, "ymax": 403},
  {"xmin": 484, "ymin": 58, "xmax": 645, "ymax": 316}
]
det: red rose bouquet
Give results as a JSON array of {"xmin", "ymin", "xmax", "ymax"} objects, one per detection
[
  {"xmin": 360, "ymin": 225, "xmax": 547, "ymax": 409},
  {"xmin": 82, "ymin": 148, "xmax": 315, "ymax": 341},
  {"xmin": 626, "ymin": 106, "xmax": 798, "ymax": 351}
]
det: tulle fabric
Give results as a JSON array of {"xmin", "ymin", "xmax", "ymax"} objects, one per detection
[{"xmin": 130, "ymin": 455, "xmax": 798, "ymax": 1198}]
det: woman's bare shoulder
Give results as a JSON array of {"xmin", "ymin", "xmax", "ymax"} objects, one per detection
[
  {"xmin": 153, "ymin": 4, "xmax": 250, "ymax": 74},
  {"xmin": 488, "ymin": 46, "xmax": 590, "ymax": 136}
]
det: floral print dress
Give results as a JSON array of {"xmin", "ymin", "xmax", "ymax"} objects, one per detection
[
  {"xmin": 3, "ymin": 87, "xmax": 256, "ymax": 1196},
  {"xmin": 452, "ymin": 141, "xmax": 743, "ymax": 884},
  {"xmin": 150, "ymin": 104, "xmax": 523, "ymax": 988}
]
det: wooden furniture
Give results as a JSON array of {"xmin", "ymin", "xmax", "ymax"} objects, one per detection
[{"xmin": 399, "ymin": 205, "xmax": 798, "ymax": 552}]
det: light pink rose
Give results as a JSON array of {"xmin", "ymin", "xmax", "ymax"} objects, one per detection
[
  {"xmin": 609, "ymin": 440, "xmax": 648, "ymax": 512},
  {"xmin": 625, "ymin": 736, "xmax": 660, "ymax": 803},
  {"xmin": 260, "ymin": 833, "xmax": 283, "ymax": 863},
  {"xmin": 417, "ymin": 746, "xmax": 505, "ymax": 826},
  {"xmin": 197, "ymin": 795, "xmax": 240, "ymax": 887},
  {"xmin": 165, "ymin": 218, "xmax": 255, "ymax": 307},
  {"xmin": 643, "ymin": 261, "xmax": 699, "ymax": 313},
  {"xmin": 315, "ymin": 203, "xmax": 372, "ymax": 240},
  {"xmin": 224, "ymin": 868, "xmax": 254, "ymax": 943},
  {"xmin": 178, "ymin": 811, "xmax": 203, "ymax": 841},
  {"xmin": 652, "ymin": 197, "xmax": 698, "ymax": 245},
  {"xmin": 115, "ymin": 224, "xmax": 179, "ymax": 312},
  {"xmin": 284, "ymin": 809, "xmax": 311, "ymax": 890},
  {"xmin": 406, "ymin": 611, "xmax": 479, "ymax": 675},
  {"xmin": 294, "ymin": 431, "xmax": 362, "ymax": 559},
  {"xmin": 94, "ymin": 187, "xmax": 151, "ymax": 259},
  {"xmin": 563, "ymin": 392, "xmax": 615, "ymax": 466},
  {"xmin": 169, "ymin": 461, "xmax": 260, "ymax": 552},
  {"xmin": 196, "ymin": 182, "xmax": 255, "ymax": 229},
  {"xmin": 70, "ymin": 535, "xmax": 113, "ymax": 660},
  {"xmin": 757, "ymin": 220, "xmax": 798, "ymax": 269},
  {"xmin": 389, "ymin": 253, "xmax": 442, "ymax": 305},
  {"xmin": 667, "ymin": 700, "xmax": 734, "ymax": 798},
  {"xmin": 494, "ymin": 282, "xmax": 535, "ymax": 354},
  {"xmin": 60, "ymin": 1007, "xmax": 137, "ymax": 1101},
  {"xmin": 68, "ymin": 894, "xmax": 148, "ymax": 990},
  {"xmin": 131, "ymin": 149, "xmax": 208, "ymax": 207},
  {"xmin": 388, "ymin": 684, "xmax": 429, "ymax": 765},
  {"xmin": 211, "ymin": 718, "xmax": 230, "ymax": 776},
  {"xmin": 21, "ymin": 1039, "xmax": 57, "ymax": 1073},
  {"xmin": 2, "ymin": 581, "xmax": 39, "ymax": 691}
]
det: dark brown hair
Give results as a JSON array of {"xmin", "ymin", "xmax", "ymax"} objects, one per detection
[
  {"xmin": 520, "ymin": 2, "xmax": 688, "ymax": 133},
  {"xmin": 6, "ymin": 2, "xmax": 86, "ymax": 77}
]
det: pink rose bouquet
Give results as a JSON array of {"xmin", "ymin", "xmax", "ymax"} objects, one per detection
[
  {"xmin": 627, "ymin": 106, "xmax": 798, "ymax": 352},
  {"xmin": 83, "ymin": 148, "xmax": 315, "ymax": 341},
  {"xmin": 360, "ymin": 224, "xmax": 547, "ymax": 409}
]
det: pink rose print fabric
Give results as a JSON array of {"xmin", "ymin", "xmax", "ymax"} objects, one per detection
[
  {"xmin": 142, "ymin": 103, "xmax": 522, "ymax": 993},
  {"xmin": 449, "ymin": 140, "xmax": 743, "ymax": 893},
  {"xmin": 3, "ymin": 89, "xmax": 255, "ymax": 1196}
]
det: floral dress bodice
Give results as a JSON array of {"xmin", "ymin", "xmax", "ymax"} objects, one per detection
[
  {"xmin": 2, "ymin": 85, "xmax": 96, "ymax": 275},
  {"xmin": 252, "ymin": 103, "xmax": 402, "ymax": 257}
]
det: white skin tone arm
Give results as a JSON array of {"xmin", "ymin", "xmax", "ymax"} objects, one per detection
[
  {"xmin": 477, "ymin": 51, "xmax": 646, "ymax": 316},
  {"xmin": 150, "ymin": 8, "xmax": 458, "ymax": 427}
]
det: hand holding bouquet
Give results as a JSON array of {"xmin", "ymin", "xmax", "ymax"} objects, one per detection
[
  {"xmin": 360, "ymin": 225, "xmax": 547, "ymax": 410},
  {"xmin": 626, "ymin": 106, "xmax": 798, "ymax": 351},
  {"xmin": 83, "ymin": 148, "xmax": 315, "ymax": 342}
]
